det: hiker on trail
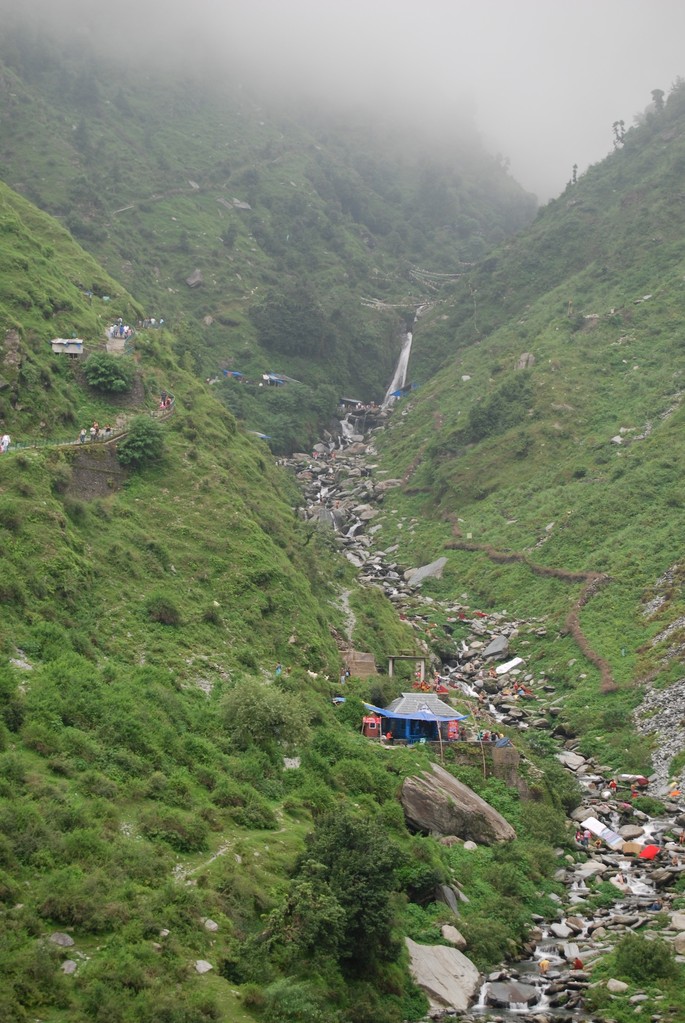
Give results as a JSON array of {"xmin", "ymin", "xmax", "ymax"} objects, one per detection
[
  {"xmin": 0, "ymin": 434, "xmax": 10, "ymax": 453},
  {"xmin": 103, "ymin": 425, "xmax": 112, "ymax": 439},
  {"xmin": 89, "ymin": 426, "xmax": 96, "ymax": 441},
  {"xmin": 275, "ymin": 663, "xmax": 282, "ymax": 677},
  {"xmin": 79, "ymin": 429, "xmax": 86, "ymax": 444}
]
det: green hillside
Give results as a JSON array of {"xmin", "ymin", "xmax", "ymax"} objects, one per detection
[
  {"xmin": 375, "ymin": 79, "xmax": 685, "ymax": 762},
  {"xmin": 0, "ymin": 22, "xmax": 535, "ymax": 445},
  {"xmin": 5, "ymin": 17, "xmax": 685, "ymax": 1023}
]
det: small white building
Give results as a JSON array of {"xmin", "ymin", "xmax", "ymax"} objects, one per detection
[{"xmin": 50, "ymin": 338, "xmax": 84, "ymax": 356}]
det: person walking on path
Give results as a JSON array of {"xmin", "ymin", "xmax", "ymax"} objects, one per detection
[
  {"xmin": 79, "ymin": 429, "xmax": 87, "ymax": 444},
  {"xmin": 0, "ymin": 433, "xmax": 11, "ymax": 453}
]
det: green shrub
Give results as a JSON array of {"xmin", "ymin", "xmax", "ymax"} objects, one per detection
[
  {"xmin": 614, "ymin": 933, "xmax": 678, "ymax": 982},
  {"xmin": 117, "ymin": 416, "xmax": 164, "ymax": 467},
  {"xmin": 144, "ymin": 593, "xmax": 181, "ymax": 626},
  {"xmin": 0, "ymin": 501, "xmax": 22, "ymax": 533},
  {"xmin": 83, "ymin": 352, "xmax": 135, "ymax": 393},
  {"xmin": 228, "ymin": 795, "xmax": 278, "ymax": 830},
  {"xmin": 139, "ymin": 808, "xmax": 208, "ymax": 852}
]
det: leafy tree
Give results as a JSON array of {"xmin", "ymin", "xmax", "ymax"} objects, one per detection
[
  {"xmin": 220, "ymin": 678, "xmax": 310, "ymax": 753},
  {"xmin": 651, "ymin": 88, "xmax": 665, "ymax": 113},
  {"xmin": 297, "ymin": 807, "xmax": 401, "ymax": 972},
  {"xmin": 116, "ymin": 416, "xmax": 164, "ymax": 467},
  {"xmin": 266, "ymin": 877, "xmax": 346, "ymax": 965},
  {"xmin": 83, "ymin": 353, "xmax": 135, "ymax": 393}
]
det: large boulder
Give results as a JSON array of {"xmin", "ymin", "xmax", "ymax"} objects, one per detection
[
  {"xmin": 404, "ymin": 557, "xmax": 448, "ymax": 588},
  {"xmin": 486, "ymin": 981, "xmax": 540, "ymax": 1008},
  {"xmin": 405, "ymin": 937, "xmax": 480, "ymax": 1013},
  {"xmin": 401, "ymin": 764, "xmax": 516, "ymax": 844}
]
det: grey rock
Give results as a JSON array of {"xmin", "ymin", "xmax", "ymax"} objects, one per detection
[
  {"xmin": 556, "ymin": 751, "xmax": 586, "ymax": 771},
  {"xmin": 49, "ymin": 932, "xmax": 75, "ymax": 947},
  {"xmin": 441, "ymin": 924, "xmax": 467, "ymax": 949},
  {"xmin": 486, "ymin": 981, "xmax": 540, "ymax": 1008},
  {"xmin": 404, "ymin": 557, "xmax": 448, "ymax": 588},
  {"xmin": 405, "ymin": 937, "xmax": 480, "ymax": 1013},
  {"xmin": 606, "ymin": 978, "xmax": 629, "ymax": 993},
  {"xmin": 483, "ymin": 635, "xmax": 509, "ymax": 660},
  {"xmin": 61, "ymin": 960, "xmax": 78, "ymax": 974},
  {"xmin": 194, "ymin": 960, "xmax": 213, "ymax": 974},
  {"xmin": 401, "ymin": 764, "xmax": 516, "ymax": 845}
]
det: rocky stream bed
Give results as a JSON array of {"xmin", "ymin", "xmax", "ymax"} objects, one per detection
[{"xmin": 285, "ymin": 414, "xmax": 685, "ymax": 1021}]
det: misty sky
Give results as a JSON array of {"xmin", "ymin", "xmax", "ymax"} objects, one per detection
[{"xmin": 9, "ymin": 0, "xmax": 685, "ymax": 199}]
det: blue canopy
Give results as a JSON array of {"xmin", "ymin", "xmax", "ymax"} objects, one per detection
[{"xmin": 363, "ymin": 702, "xmax": 468, "ymax": 722}]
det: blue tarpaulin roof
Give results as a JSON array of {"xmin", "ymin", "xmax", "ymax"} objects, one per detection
[{"xmin": 363, "ymin": 703, "xmax": 468, "ymax": 722}]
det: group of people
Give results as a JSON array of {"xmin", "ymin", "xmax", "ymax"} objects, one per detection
[
  {"xmin": 80, "ymin": 422, "xmax": 112, "ymax": 443},
  {"xmin": 158, "ymin": 392, "xmax": 173, "ymax": 411},
  {"xmin": 108, "ymin": 320, "xmax": 134, "ymax": 339}
]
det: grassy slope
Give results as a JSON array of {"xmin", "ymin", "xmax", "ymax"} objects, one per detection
[
  {"xmin": 374, "ymin": 84, "xmax": 685, "ymax": 767},
  {"xmin": 0, "ymin": 182, "xmax": 586, "ymax": 1023}
]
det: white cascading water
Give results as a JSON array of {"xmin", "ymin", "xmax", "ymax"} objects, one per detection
[
  {"xmin": 382, "ymin": 305, "xmax": 426, "ymax": 409},
  {"xmin": 382, "ymin": 329, "xmax": 413, "ymax": 408}
]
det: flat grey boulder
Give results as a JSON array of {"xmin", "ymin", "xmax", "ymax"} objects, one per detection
[
  {"xmin": 401, "ymin": 763, "xmax": 516, "ymax": 844},
  {"xmin": 405, "ymin": 937, "xmax": 480, "ymax": 1013},
  {"xmin": 556, "ymin": 751, "xmax": 586, "ymax": 771},
  {"xmin": 404, "ymin": 557, "xmax": 448, "ymax": 588},
  {"xmin": 483, "ymin": 635, "xmax": 509, "ymax": 659},
  {"xmin": 486, "ymin": 981, "xmax": 540, "ymax": 1008},
  {"xmin": 49, "ymin": 932, "xmax": 75, "ymax": 947},
  {"xmin": 619, "ymin": 825, "xmax": 645, "ymax": 840}
]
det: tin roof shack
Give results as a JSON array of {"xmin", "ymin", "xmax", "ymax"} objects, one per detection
[
  {"xmin": 50, "ymin": 338, "xmax": 84, "ymax": 357},
  {"xmin": 364, "ymin": 692, "xmax": 467, "ymax": 744}
]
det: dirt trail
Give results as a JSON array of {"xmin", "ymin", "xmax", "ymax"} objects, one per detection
[{"xmin": 445, "ymin": 536, "xmax": 616, "ymax": 692}]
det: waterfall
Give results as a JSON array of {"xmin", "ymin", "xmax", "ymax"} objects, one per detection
[{"xmin": 382, "ymin": 329, "xmax": 413, "ymax": 408}]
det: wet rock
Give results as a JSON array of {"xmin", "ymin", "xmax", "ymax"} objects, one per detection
[
  {"xmin": 485, "ymin": 981, "xmax": 540, "ymax": 1008},
  {"xmin": 619, "ymin": 825, "xmax": 645, "ymax": 840}
]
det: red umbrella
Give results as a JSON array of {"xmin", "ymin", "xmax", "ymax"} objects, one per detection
[{"xmin": 638, "ymin": 845, "xmax": 661, "ymax": 860}]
